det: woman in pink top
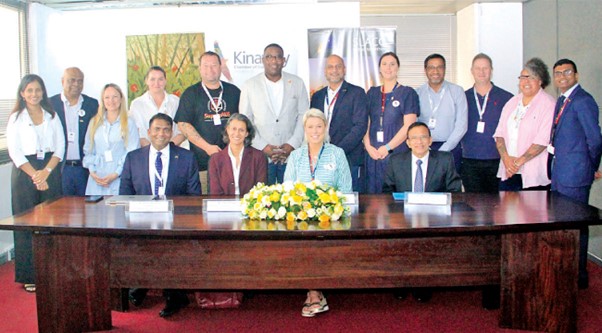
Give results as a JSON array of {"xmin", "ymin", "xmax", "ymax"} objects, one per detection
[{"xmin": 493, "ymin": 58, "xmax": 555, "ymax": 191}]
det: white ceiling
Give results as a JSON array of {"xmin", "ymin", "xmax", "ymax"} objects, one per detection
[{"xmin": 24, "ymin": 0, "xmax": 528, "ymax": 14}]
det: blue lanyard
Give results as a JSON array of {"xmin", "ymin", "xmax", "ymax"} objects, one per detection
[{"xmin": 309, "ymin": 144, "xmax": 325, "ymax": 180}]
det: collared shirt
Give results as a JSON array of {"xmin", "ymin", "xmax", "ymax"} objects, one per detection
[
  {"xmin": 7, "ymin": 108, "xmax": 65, "ymax": 168},
  {"xmin": 264, "ymin": 76, "xmax": 284, "ymax": 118},
  {"xmin": 416, "ymin": 80, "xmax": 468, "ymax": 151},
  {"xmin": 149, "ymin": 144, "xmax": 170, "ymax": 195},
  {"xmin": 462, "ymin": 84, "xmax": 513, "ymax": 159},
  {"xmin": 323, "ymin": 83, "xmax": 342, "ymax": 127},
  {"xmin": 129, "ymin": 91, "xmax": 181, "ymax": 142},
  {"xmin": 561, "ymin": 83, "xmax": 579, "ymax": 99},
  {"xmin": 411, "ymin": 152, "xmax": 430, "ymax": 192},
  {"xmin": 227, "ymin": 145, "xmax": 245, "ymax": 195},
  {"xmin": 61, "ymin": 92, "xmax": 84, "ymax": 160}
]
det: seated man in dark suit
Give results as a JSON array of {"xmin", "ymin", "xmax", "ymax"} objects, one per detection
[
  {"xmin": 383, "ymin": 121, "xmax": 462, "ymax": 193},
  {"xmin": 120, "ymin": 113, "xmax": 201, "ymax": 318},
  {"xmin": 383, "ymin": 121, "xmax": 462, "ymax": 302}
]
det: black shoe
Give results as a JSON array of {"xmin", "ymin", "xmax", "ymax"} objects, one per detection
[
  {"xmin": 412, "ymin": 289, "xmax": 432, "ymax": 303},
  {"xmin": 129, "ymin": 288, "xmax": 148, "ymax": 307},
  {"xmin": 159, "ymin": 292, "xmax": 190, "ymax": 318},
  {"xmin": 394, "ymin": 289, "xmax": 409, "ymax": 300}
]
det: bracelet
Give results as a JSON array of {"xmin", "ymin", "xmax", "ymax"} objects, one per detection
[
  {"xmin": 385, "ymin": 143, "xmax": 392, "ymax": 151},
  {"xmin": 45, "ymin": 167, "xmax": 52, "ymax": 173}
]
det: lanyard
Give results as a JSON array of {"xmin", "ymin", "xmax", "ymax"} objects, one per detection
[
  {"xmin": 473, "ymin": 88, "xmax": 490, "ymax": 120},
  {"xmin": 325, "ymin": 90, "xmax": 340, "ymax": 122},
  {"xmin": 202, "ymin": 81, "xmax": 223, "ymax": 113},
  {"xmin": 554, "ymin": 97, "xmax": 570, "ymax": 125},
  {"xmin": 427, "ymin": 86, "xmax": 446, "ymax": 118},
  {"xmin": 308, "ymin": 144, "xmax": 325, "ymax": 180},
  {"xmin": 380, "ymin": 82, "xmax": 399, "ymax": 128}
]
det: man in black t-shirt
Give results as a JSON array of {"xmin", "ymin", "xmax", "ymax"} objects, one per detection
[{"xmin": 175, "ymin": 51, "xmax": 240, "ymax": 194}]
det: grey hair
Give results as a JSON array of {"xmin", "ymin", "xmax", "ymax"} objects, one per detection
[
  {"xmin": 524, "ymin": 57, "xmax": 550, "ymax": 89},
  {"xmin": 302, "ymin": 108, "xmax": 330, "ymax": 143}
]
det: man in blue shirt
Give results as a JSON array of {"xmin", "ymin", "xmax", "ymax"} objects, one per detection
[
  {"xmin": 417, "ymin": 54, "xmax": 468, "ymax": 174},
  {"xmin": 461, "ymin": 54, "xmax": 513, "ymax": 193}
]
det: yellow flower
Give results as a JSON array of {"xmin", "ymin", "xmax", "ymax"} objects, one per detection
[
  {"xmin": 270, "ymin": 191, "xmax": 280, "ymax": 202},
  {"xmin": 292, "ymin": 194, "xmax": 303, "ymax": 204},
  {"xmin": 318, "ymin": 214, "xmax": 330, "ymax": 223},
  {"xmin": 298, "ymin": 221, "xmax": 309, "ymax": 230},
  {"xmin": 294, "ymin": 182, "xmax": 307, "ymax": 194},
  {"xmin": 248, "ymin": 210, "xmax": 258, "ymax": 220},
  {"xmin": 297, "ymin": 211, "xmax": 308, "ymax": 220},
  {"xmin": 302, "ymin": 201, "xmax": 312, "ymax": 210},
  {"xmin": 319, "ymin": 192, "xmax": 331, "ymax": 204},
  {"xmin": 334, "ymin": 203, "xmax": 344, "ymax": 215},
  {"xmin": 286, "ymin": 212, "xmax": 296, "ymax": 222},
  {"xmin": 267, "ymin": 208, "xmax": 277, "ymax": 219}
]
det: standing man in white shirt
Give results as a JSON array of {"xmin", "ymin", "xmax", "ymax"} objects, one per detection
[
  {"xmin": 239, "ymin": 43, "xmax": 309, "ymax": 184},
  {"xmin": 416, "ymin": 54, "xmax": 468, "ymax": 174},
  {"xmin": 50, "ymin": 67, "xmax": 98, "ymax": 196}
]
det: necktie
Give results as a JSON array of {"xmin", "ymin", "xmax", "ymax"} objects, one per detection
[
  {"xmin": 548, "ymin": 95, "xmax": 566, "ymax": 179},
  {"xmin": 554, "ymin": 95, "xmax": 566, "ymax": 118},
  {"xmin": 154, "ymin": 151, "xmax": 163, "ymax": 195},
  {"xmin": 414, "ymin": 159, "xmax": 424, "ymax": 192}
]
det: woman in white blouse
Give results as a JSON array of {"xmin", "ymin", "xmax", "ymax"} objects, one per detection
[
  {"xmin": 83, "ymin": 83, "xmax": 139, "ymax": 195},
  {"xmin": 7, "ymin": 74, "xmax": 65, "ymax": 293},
  {"xmin": 129, "ymin": 66, "xmax": 185, "ymax": 147}
]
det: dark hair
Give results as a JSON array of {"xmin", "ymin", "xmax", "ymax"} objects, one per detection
[
  {"xmin": 553, "ymin": 58, "xmax": 578, "ymax": 73},
  {"xmin": 264, "ymin": 43, "xmax": 284, "ymax": 56},
  {"xmin": 472, "ymin": 53, "xmax": 493, "ymax": 67},
  {"xmin": 379, "ymin": 52, "xmax": 400, "ymax": 67},
  {"xmin": 199, "ymin": 51, "xmax": 222, "ymax": 66},
  {"xmin": 149, "ymin": 113, "xmax": 173, "ymax": 129},
  {"xmin": 12, "ymin": 74, "xmax": 55, "ymax": 119},
  {"xmin": 407, "ymin": 121, "xmax": 431, "ymax": 137},
  {"xmin": 424, "ymin": 53, "xmax": 446, "ymax": 69},
  {"xmin": 524, "ymin": 57, "xmax": 550, "ymax": 89},
  {"xmin": 223, "ymin": 113, "xmax": 255, "ymax": 147},
  {"xmin": 145, "ymin": 66, "xmax": 167, "ymax": 80}
]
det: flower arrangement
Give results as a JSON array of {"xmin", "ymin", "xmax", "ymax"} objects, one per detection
[{"xmin": 241, "ymin": 180, "xmax": 349, "ymax": 230}]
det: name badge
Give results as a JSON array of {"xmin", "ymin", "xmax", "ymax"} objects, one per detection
[
  {"xmin": 547, "ymin": 145, "xmax": 555, "ymax": 155},
  {"xmin": 476, "ymin": 121, "xmax": 485, "ymax": 133},
  {"xmin": 213, "ymin": 114, "xmax": 221, "ymax": 126},
  {"xmin": 392, "ymin": 100, "xmax": 400, "ymax": 108},
  {"xmin": 376, "ymin": 131, "xmax": 384, "ymax": 143},
  {"xmin": 428, "ymin": 118, "xmax": 437, "ymax": 129},
  {"xmin": 37, "ymin": 150, "xmax": 45, "ymax": 160},
  {"xmin": 104, "ymin": 150, "xmax": 113, "ymax": 162},
  {"xmin": 68, "ymin": 132, "xmax": 76, "ymax": 143}
]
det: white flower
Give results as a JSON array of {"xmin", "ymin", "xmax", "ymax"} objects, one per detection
[
  {"xmin": 277, "ymin": 206, "xmax": 287, "ymax": 219},
  {"xmin": 307, "ymin": 208, "xmax": 316, "ymax": 218}
]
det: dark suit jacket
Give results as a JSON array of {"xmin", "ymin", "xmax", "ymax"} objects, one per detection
[
  {"xmin": 382, "ymin": 150, "xmax": 462, "ymax": 193},
  {"xmin": 310, "ymin": 81, "xmax": 368, "ymax": 166},
  {"xmin": 50, "ymin": 93, "xmax": 99, "ymax": 161},
  {"xmin": 119, "ymin": 143, "xmax": 201, "ymax": 196},
  {"xmin": 551, "ymin": 85, "xmax": 602, "ymax": 188},
  {"xmin": 208, "ymin": 146, "xmax": 267, "ymax": 195}
]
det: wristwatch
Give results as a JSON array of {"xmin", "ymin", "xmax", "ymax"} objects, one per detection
[{"xmin": 385, "ymin": 143, "xmax": 393, "ymax": 153}]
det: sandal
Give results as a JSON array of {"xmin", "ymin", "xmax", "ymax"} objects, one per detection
[
  {"xmin": 301, "ymin": 292, "xmax": 329, "ymax": 317},
  {"xmin": 24, "ymin": 284, "xmax": 36, "ymax": 293}
]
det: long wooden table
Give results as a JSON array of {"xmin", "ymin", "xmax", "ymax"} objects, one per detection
[{"xmin": 0, "ymin": 191, "xmax": 600, "ymax": 333}]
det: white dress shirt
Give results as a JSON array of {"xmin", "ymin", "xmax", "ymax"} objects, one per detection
[
  {"xmin": 60, "ymin": 92, "xmax": 83, "ymax": 160},
  {"xmin": 227, "ymin": 145, "xmax": 244, "ymax": 195},
  {"xmin": 411, "ymin": 152, "xmax": 429, "ymax": 192},
  {"xmin": 129, "ymin": 91, "xmax": 181, "ymax": 142},
  {"xmin": 149, "ymin": 144, "xmax": 170, "ymax": 195},
  {"xmin": 264, "ymin": 76, "xmax": 284, "ymax": 118},
  {"xmin": 7, "ymin": 108, "xmax": 65, "ymax": 167}
]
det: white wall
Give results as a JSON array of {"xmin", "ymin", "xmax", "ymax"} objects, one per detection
[
  {"xmin": 456, "ymin": 3, "xmax": 523, "ymax": 93},
  {"xmin": 29, "ymin": 2, "xmax": 360, "ymax": 100}
]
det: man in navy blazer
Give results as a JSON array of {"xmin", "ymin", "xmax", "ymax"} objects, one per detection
[
  {"xmin": 50, "ymin": 67, "xmax": 98, "ymax": 196},
  {"xmin": 549, "ymin": 59, "xmax": 602, "ymax": 289},
  {"xmin": 310, "ymin": 54, "xmax": 369, "ymax": 192},
  {"xmin": 119, "ymin": 113, "xmax": 200, "ymax": 318},
  {"xmin": 383, "ymin": 122, "xmax": 462, "ymax": 193}
]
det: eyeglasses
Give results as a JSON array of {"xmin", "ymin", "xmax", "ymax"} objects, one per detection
[
  {"xmin": 553, "ymin": 69, "xmax": 574, "ymax": 77},
  {"xmin": 426, "ymin": 65, "xmax": 445, "ymax": 71},
  {"xmin": 408, "ymin": 135, "xmax": 430, "ymax": 142},
  {"xmin": 264, "ymin": 55, "xmax": 284, "ymax": 61},
  {"xmin": 518, "ymin": 75, "xmax": 538, "ymax": 81}
]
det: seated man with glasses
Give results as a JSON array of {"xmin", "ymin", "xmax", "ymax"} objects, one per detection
[{"xmin": 383, "ymin": 121, "xmax": 462, "ymax": 194}]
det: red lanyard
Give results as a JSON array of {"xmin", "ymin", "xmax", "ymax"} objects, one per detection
[
  {"xmin": 380, "ymin": 82, "xmax": 399, "ymax": 127},
  {"xmin": 554, "ymin": 98, "xmax": 570, "ymax": 125}
]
